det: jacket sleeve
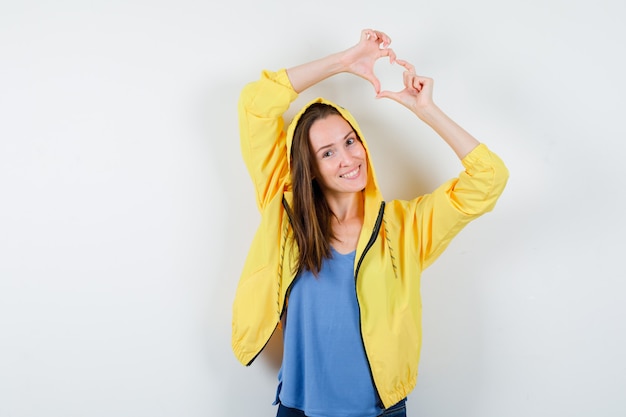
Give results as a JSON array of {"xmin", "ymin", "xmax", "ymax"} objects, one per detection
[
  {"xmin": 238, "ymin": 69, "xmax": 299, "ymax": 211},
  {"xmin": 388, "ymin": 143, "xmax": 509, "ymax": 270}
]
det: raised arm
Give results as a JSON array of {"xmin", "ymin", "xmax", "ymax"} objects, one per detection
[
  {"xmin": 286, "ymin": 29, "xmax": 397, "ymax": 94},
  {"xmin": 377, "ymin": 60, "xmax": 508, "ymax": 268}
]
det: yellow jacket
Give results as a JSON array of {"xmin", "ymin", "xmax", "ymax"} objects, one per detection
[{"xmin": 232, "ymin": 69, "xmax": 509, "ymax": 407}]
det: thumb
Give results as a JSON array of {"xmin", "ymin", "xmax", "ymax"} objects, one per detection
[
  {"xmin": 372, "ymin": 79, "xmax": 381, "ymax": 94},
  {"xmin": 376, "ymin": 89, "xmax": 397, "ymax": 100},
  {"xmin": 365, "ymin": 74, "xmax": 381, "ymax": 94}
]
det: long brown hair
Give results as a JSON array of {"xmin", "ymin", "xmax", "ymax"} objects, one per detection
[{"xmin": 290, "ymin": 103, "xmax": 348, "ymax": 275}]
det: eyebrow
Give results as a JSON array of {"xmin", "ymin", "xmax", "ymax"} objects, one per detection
[{"xmin": 314, "ymin": 130, "xmax": 355, "ymax": 154}]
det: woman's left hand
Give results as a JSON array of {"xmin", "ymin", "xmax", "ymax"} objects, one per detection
[{"xmin": 376, "ymin": 59, "xmax": 436, "ymax": 117}]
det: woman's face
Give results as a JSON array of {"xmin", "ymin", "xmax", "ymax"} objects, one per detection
[{"xmin": 308, "ymin": 114, "xmax": 368, "ymax": 197}]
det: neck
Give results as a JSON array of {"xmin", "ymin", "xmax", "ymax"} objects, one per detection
[{"xmin": 324, "ymin": 191, "xmax": 364, "ymax": 222}]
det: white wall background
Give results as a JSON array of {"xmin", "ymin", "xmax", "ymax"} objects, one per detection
[{"xmin": 1, "ymin": 0, "xmax": 624, "ymax": 416}]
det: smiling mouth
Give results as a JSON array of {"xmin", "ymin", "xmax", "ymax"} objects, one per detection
[{"xmin": 340, "ymin": 166, "xmax": 360, "ymax": 179}]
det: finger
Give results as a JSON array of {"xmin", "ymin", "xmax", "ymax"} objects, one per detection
[
  {"xmin": 373, "ymin": 30, "xmax": 392, "ymax": 47},
  {"xmin": 364, "ymin": 72, "xmax": 381, "ymax": 94},
  {"xmin": 406, "ymin": 75, "xmax": 419, "ymax": 92},
  {"xmin": 403, "ymin": 71, "xmax": 414, "ymax": 90},
  {"xmin": 413, "ymin": 76, "xmax": 433, "ymax": 92},
  {"xmin": 361, "ymin": 28, "xmax": 374, "ymax": 42},
  {"xmin": 372, "ymin": 77, "xmax": 381, "ymax": 94},
  {"xmin": 395, "ymin": 59, "xmax": 415, "ymax": 73},
  {"xmin": 379, "ymin": 47, "xmax": 396, "ymax": 63},
  {"xmin": 363, "ymin": 28, "xmax": 379, "ymax": 42},
  {"xmin": 376, "ymin": 89, "xmax": 403, "ymax": 102},
  {"xmin": 411, "ymin": 77, "xmax": 424, "ymax": 93},
  {"xmin": 375, "ymin": 90, "xmax": 394, "ymax": 99}
]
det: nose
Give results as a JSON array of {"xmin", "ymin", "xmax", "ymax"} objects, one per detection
[{"xmin": 338, "ymin": 148, "xmax": 355, "ymax": 166}]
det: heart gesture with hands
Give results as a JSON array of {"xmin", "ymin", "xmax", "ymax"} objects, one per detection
[
  {"xmin": 342, "ymin": 31, "xmax": 437, "ymax": 118},
  {"xmin": 376, "ymin": 59, "xmax": 436, "ymax": 118},
  {"xmin": 286, "ymin": 28, "xmax": 479, "ymax": 159}
]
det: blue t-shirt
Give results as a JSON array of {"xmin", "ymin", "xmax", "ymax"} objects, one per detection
[{"xmin": 276, "ymin": 247, "xmax": 383, "ymax": 417}]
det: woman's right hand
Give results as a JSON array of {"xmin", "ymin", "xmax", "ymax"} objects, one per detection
[{"xmin": 340, "ymin": 29, "xmax": 396, "ymax": 94}]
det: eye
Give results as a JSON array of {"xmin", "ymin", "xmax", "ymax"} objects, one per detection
[
  {"xmin": 346, "ymin": 137, "xmax": 356, "ymax": 146},
  {"xmin": 322, "ymin": 150, "xmax": 333, "ymax": 158}
]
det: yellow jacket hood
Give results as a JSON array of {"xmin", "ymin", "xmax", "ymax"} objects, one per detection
[
  {"xmin": 284, "ymin": 97, "xmax": 387, "ymax": 263},
  {"xmin": 284, "ymin": 97, "xmax": 383, "ymax": 206}
]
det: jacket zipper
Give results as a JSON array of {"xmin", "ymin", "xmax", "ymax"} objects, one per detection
[
  {"xmin": 354, "ymin": 201, "xmax": 386, "ymax": 409},
  {"xmin": 355, "ymin": 201, "xmax": 386, "ymax": 278}
]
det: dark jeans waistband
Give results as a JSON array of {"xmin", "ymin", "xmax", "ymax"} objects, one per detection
[{"xmin": 276, "ymin": 398, "xmax": 406, "ymax": 417}]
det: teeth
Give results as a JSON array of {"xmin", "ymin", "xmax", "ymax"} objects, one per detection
[{"xmin": 341, "ymin": 167, "xmax": 359, "ymax": 179}]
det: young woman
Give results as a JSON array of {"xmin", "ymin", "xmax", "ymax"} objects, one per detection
[{"xmin": 232, "ymin": 29, "xmax": 509, "ymax": 417}]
